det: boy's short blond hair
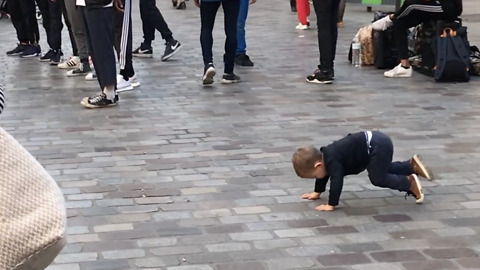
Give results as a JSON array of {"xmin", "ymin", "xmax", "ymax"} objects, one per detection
[{"xmin": 292, "ymin": 146, "xmax": 323, "ymax": 177}]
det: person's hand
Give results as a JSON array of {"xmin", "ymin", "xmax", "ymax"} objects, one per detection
[
  {"xmin": 315, "ymin": 204, "xmax": 335, "ymax": 211},
  {"xmin": 113, "ymin": 0, "xmax": 124, "ymax": 12},
  {"xmin": 249, "ymin": 0, "xmax": 257, "ymax": 4},
  {"xmin": 301, "ymin": 192, "xmax": 320, "ymax": 200},
  {"xmin": 194, "ymin": 0, "xmax": 200, "ymax": 7}
]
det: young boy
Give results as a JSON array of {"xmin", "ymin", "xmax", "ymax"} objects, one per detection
[{"xmin": 292, "ymin": 131, "xmax": 433, "ymax": 211}]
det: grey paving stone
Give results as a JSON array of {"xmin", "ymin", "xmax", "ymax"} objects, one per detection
[
  {"xmin": 214, "ymin": 262, "xmax": 267, "ymax": 270},
  {"xmin": 101, "ymin": 249, "xmax": 145, "ymax": 259},
  {"xmin": 402, "ymin": 260, "xmax": 459, "ymax": 270},
  {"xmin": 370, "ymin": 250, "xmax": 427, "ymax": 262},
  {"xmin": 316, "ymin": 253, "xmax": 371, "ymax": 266}
]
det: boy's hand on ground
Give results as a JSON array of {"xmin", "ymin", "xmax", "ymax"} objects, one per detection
[
  {"xmin": 315, "ymin": 204, "xmax": 335, "ymax": 211},
  {"xmin": 301, "ymin": 192, "xmax": 320, "ymax": 200}
]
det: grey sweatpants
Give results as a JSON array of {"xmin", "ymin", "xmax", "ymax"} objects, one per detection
[{"xmin": 65, "ymin": 0, "xmax": 88, "ymax": 61}]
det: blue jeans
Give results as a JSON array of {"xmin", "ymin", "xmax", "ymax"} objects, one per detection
[{"xmin": 236, "ymin": 0, "xmax": 249, "ymax": 56}]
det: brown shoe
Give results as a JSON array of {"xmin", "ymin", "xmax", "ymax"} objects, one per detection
[
  {"xmin": 410, "ymin": 155, "xmax": 433, "ymax": 181},
  {"xmin": 407, "ymin": 174, "xmax": 424, "ymax": 204}
]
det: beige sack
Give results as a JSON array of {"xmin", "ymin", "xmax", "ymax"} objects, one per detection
[
  {"xmin": 356, "ymin": 25, "xmax": 374, "ymax": 66},
  {"xmin": 0, "ymin": 127, "xmax": 66, "ymax": 270}
]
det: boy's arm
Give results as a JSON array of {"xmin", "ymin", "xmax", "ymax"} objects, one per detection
[
  {"xmin": 327, "ymin": 168, "xmax": 345, "ymax": 207},
  {"xmin": 314, "ymin": 177, "xmax": 329, "ymax": 194}
]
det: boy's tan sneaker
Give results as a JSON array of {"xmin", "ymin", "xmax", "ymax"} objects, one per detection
[
  {"xmin": 410, "ymin": 155, "xmax": 433, "ymax": 181},
  {"xmin": 407, "ymin": 174, "xmax": 424, "ymax": 204}
]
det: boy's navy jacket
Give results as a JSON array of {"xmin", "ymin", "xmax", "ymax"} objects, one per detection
[{"xmin": 314, "ymin": 132, "xmax": 369, "ymax": 206}]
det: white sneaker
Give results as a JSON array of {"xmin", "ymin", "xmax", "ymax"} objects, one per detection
[
  {"xmin": 116, "ymin": 74, "xmax": 134, "ymax": 93},
  {"xmin": 57, "ymin": 56, "xmax": 80, "ymax": 69},
  {"xmin": 384, "ymin": 63, "xmax": 413, "ymax": 78},
  {"xmin": 372, "ymin": 15, "xmax": 393, "ymax": 31},
  {"xmin": 85, "ymin": 72, "xmax": 97, "ymax": 81},
  {"xmin": 295, "ymin": 23, "xmax": 309, "ymax": 30},
  {"xmin": 129, "ymin": 74, "xmax": 140, "ymax": 88}
]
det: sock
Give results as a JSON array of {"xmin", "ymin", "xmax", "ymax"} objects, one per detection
[
  {"xmin": 401, "ymin": 65, "xmax": 410, "ymax": 69},
  {"xmin": 103, "ymin": 85, "xmax": 116, "ymax": 101}
]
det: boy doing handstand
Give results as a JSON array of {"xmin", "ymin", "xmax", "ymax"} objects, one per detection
[{"xmin": 292, "ymin": 131, "xmax": 433, "ymax": 211}]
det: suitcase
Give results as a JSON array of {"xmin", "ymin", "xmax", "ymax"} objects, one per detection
[{"xmin": 372, "ymin": 11, "xmax": 398, "ymax": 69}]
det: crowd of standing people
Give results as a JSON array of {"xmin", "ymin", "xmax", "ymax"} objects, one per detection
[{"xmin": 3, "ymin": 0, "xmax": 464, "ymax": 108}]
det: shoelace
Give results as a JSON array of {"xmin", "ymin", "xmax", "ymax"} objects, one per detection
[
  {"xmin": 404, "ymin": 191, "xmax": 414, "ymax": 200},
  {"xmin": 89, "ymin": 93, "xmax": 106, "ymax": 104}
]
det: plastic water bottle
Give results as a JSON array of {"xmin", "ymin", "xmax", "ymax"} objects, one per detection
[{"xmin": 352, "ymin": 42, "xmax": 361, "ymax": 68}]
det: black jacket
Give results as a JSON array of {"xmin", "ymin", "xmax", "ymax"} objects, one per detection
[{"xmin": 314, "ymin": 132, "xmax": 369, "ymax": 206}]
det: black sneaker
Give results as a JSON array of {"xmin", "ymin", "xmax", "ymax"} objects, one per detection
[
  {"xmin": 221, "ymin": 73, "xmax": 240, "ymax": 84},
  {"xmin": 172, "ymin": 0, "xmax": 177, "ymax": 6},
  {"xmin": 49, "ymin": 50, "xmax": 63, "ymax": 65},
  {"xmin": 132, "ymin": 43, "xmax": 153, "ymax": 58},
  {"xmin": 67, "ymin": 63, "xmax": 92, "ymax": 77},
  {"xmin": 161, "ymin": 40, "xmax": 182, "ymax": 61},
  {"xmin": 80, "ymin": 92, "xmax": 118, "ymax": 108},
  {"xmin": 306, "ymin": 69, "xmax": 333, "ymax": 84},
  {"xmin": 176, "ymin": 0, "xmax": 186, "ymax": 9},
  {"xmin": 7, "ymin": 43, "xmax": 27, "ymax": 56},
  {"xmin": 202, "ymin": 63, "xmax": 216, "ymax": 85},
  {"xmin": 20, "ymin": 44, "xmax": 41, "ymax": 58},
  {"xmin": 235, "ymin": 54, "xmax": 254, "ymax": 67},
  {"xmin": 39, "ymin": 49, "xmax": 55, "ymax": 62}
]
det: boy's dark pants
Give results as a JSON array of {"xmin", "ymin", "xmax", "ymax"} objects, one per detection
[
  {"xmin": 367, "ymin": 131, "xmax": 412, "ymax": 192},
  {"xmin": 200, "ymin": 0, "xmax": 239, "ymax": 74},
  {"xmin": 312, "ymin": 0, "xmax": 340, "ymax": 73}
]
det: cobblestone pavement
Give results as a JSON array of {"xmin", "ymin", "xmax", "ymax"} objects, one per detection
[{"xmin": 1, "ymin": 0, "xmax": 480, "ymax": 269}]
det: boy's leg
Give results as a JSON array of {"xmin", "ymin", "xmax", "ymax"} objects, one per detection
[
  {"xmin": 200, "ymin": 1, "xmax": 220, "ymax": 67},
  {"xmin": 222, "ymin": 0, "xmax": 240, "ymax": 74},
  {"xmin": 366, "ymin": 132, "xmax": 411, "ymax": 192}
]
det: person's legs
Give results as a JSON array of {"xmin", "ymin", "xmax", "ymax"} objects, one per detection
[
  {"xmin": 337, "ymin": 0, "xmax": 346, "ymax": 25},
  {"xmin": 307, "ymin": 0, "xmax": 339, "ymax": 84},
  {"xmin": 36, "ymin": 0, "xmax": 49, "ymax": 44},
  {"xmin": 139, "ymin": 0, "xmax": 156, "ymax": 46},
  {"xmin": 236, "ymin": 0, "xmax": 248, "ymax": 54},
  {"xmin": 60, "ymin": 0, "xmax": 77, "ymax": 56},
  {"xmin": 296, "ymin": 0, "xmax": 308, "ymax": 26},
  {"xmin": 383, "ymin": 0, "xmax": 442, "ymax": 77},
  {"xmin": 366, "ymin": 132, "xmax": 411, "ymax": 192},
  {"xmin": 82, "ymin": 7, "xmax": 117, "ymax": 105},
  {"xmin": 222, "ymin": 0, "xmax": 239, "ymax": 76},
  {"xmin": 64, "ymin": 0, "xmax": 89, "ymax": 70},
  {"xmin": 290, "ymin": 0, "xmax": 296, "ymax": 12},
  {"xmin": 48, "ymin": 0, "xmax": 63, "ymax": 51},
  {"xmin": 20, "ymin": 0, "xmax": 41, "ymax": 56},
  {"xmin": 140, "ymin": 0, "xmax": 174, "ymax": 42},
  {"xmin": 114, "ymin": 0, "xmax": 136, "ymax": 92},
  {"xmin": 200, "ymin": 1, "xmax": 220, "ymax": 67},
  {"xmin": 6, "ymin": 0, "xmax": 30, "ymax": 55}
]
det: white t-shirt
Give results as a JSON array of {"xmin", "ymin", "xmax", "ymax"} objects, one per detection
[{"xmin": 76, "ymin": 0, "xmax": 113, "ymax": 7}]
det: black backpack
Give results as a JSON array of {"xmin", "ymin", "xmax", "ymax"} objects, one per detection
[
  {"xmin": 372, "ymin": 11, "xmax": 398, "ymax": 69},
  {"xmin": 433, "ymin": 26, "xmax": 471, "ymax": 82}
]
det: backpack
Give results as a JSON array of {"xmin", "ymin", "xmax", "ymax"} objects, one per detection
[{"xmin": 433, "ymin": 27, "xmax": 471, "ymax": 82}]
